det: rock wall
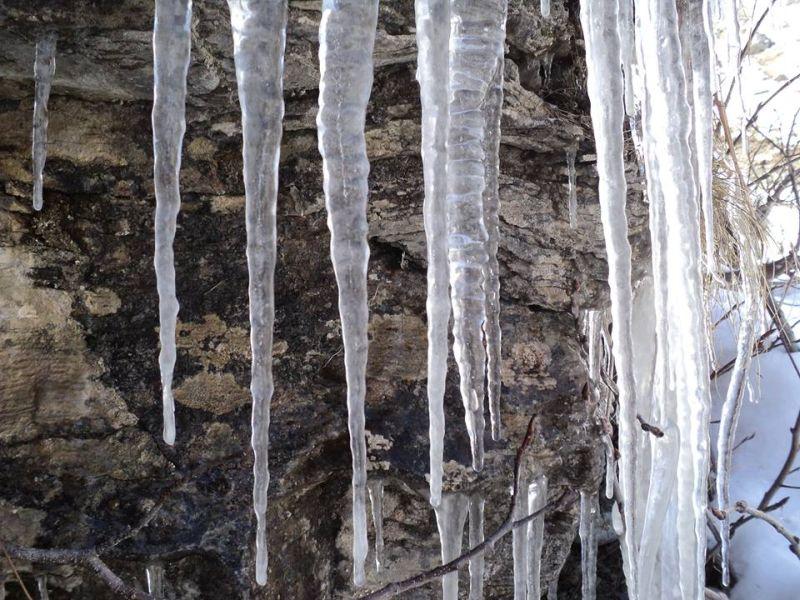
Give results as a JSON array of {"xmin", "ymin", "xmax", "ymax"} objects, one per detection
[{"xmin": 0, "ymin": 1, "xmax": 647, "ymax": 598}]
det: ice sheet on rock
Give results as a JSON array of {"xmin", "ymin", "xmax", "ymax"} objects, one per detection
[
  {"xmin": 578, "ymin": 0, "xmax": 638, "ymax": 594},
  {"xmin": 317, "ymin": 0, "xmax": 380, "ymax": 586},
  {"xmin": 32, "ymin": 34, "xmax": 56, "ymax": 212},
  {"xmin": 446, "ymin": 0, "xmax": 507, "ymax": 471},
  {"xmin": 527, "ymin": 475, "xmax": 548, "ymax": 600},
  {"xmin": 481, "ymin": 11, "xmax": 507, "ymax": 443},
  {"xmin": 415, "ymin": 0, "xmax": 451, "ymax": 508},
  {"xmin": 579, "ymin": 491, "xmax": 598, "ymax": 600},
  {"xmin": 435, "ymin": 493, "xmax": 469, "ymax": 600},
  {"xmin": 227, "ymin": 0, "xmax": 288, "ymax": 585},
  {"xmin": 368, "ymin": 478, "xmax": 385, "ymax": 574},
  {"xmin": 468, "ymin": 494, "xmax": 485, "ymax": 599},
  {"xmin": 152, "ymin": 0, "xmax": 193, "ymax": 446}
]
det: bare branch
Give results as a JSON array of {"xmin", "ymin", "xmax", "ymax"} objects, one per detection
[{"xmin": 734, "ymin": 501, "xmax": 800, "ymax": 560}]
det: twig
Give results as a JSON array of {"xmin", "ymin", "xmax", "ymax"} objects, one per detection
[
  {"xmin": 1, "ymin": 544, "xmax": 152, "ymax": 600},
  {"xmin": 636, "ymin": 414, "xmax": 664, "ymax": 438},
  {"xmin": 1, "ymin": 541, "xmax": 34, "ymax": 600},
  {"xmin": 734, "ymin": 501, "xmax": 800, "ymax": 559}
]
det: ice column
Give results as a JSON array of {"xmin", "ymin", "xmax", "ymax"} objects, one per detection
[
  {"xmin": 317, "ymin": 0, "xmax": 379, "ymax": 585},
  {"xmin": 227, "ymin": 0, "xmax": 288, "ymax": 584},
  {"xmin": 32, "ymin": 34, "xmax": 56, "ymax": 212},
  {"xmin": 415, "ymin": 0, "xmax": 451, "ymax": 508},
  {"xmin": 152, "ymin": 0, "xmax": 192, "ymax": 446}
]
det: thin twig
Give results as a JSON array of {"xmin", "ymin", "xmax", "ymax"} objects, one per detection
[
  {"xmin": 0, "ymin": 541, "xmax": 34, "ymax": 600},
  {"xmin": 734, "ymin": 501, "xmax": 800, "ymax": 559}
]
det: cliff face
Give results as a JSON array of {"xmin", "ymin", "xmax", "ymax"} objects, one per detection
[{"xmin": 0, "ymin": 1, "xmax": 646, "ymax": 598}]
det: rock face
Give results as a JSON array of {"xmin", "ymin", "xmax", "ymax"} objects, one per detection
[{"xmin": 0, "ymin": 1, "xmax": 647, "ymax": 598}]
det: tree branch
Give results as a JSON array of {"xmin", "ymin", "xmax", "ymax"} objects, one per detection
[{"xmin": 734, "ymin": 501, "xmax": 800, "ymax": 560}]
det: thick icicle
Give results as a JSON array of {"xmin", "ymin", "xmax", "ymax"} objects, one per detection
[
  {"xmin": 512, "ymin": 478, "xmax": 529, "ymax": 600},
  {"xmin": 468, "ymin": 494, "xmax": 485, "ymax": 599},
  {"xmin": 685, "ymin": 0, "xmax": 717, "ymax": 272},
  {"xmin": 435, "ymin": 493, "xmax": 469, "ymax": 600},
  {"xmin": 541, "ymin": 0, "xmax": 551, "ymax": 18},
  {"xmin": 146, "ymin": 564, "xmax": 165, "ymax": 598},
  {"xmin": 227, "ymin": 0, "xmax": 288, "ymax": 585},
  {"xmin": 579, "ymin": 491, "xmax": 598, "ymax": 600},
  {"xmin": 566, "ymin": 149, "xmax": 578, "ymax": 229},
  {"xmin": 368, "ymin": 478, "xmax": 385, "ymax": 573},
  {"xmin": 152, "ymin": 0, "xmax": 192, "ymax": 446},
  {"xmin": 415, "ymin": 0, "xmax": 450, "ymax": 508},
  {"xmin": 31, "ymin": 34, "xmax": 56, "ymax": 212},
  {"xmin": 36, "ymin": 575, "xmax": 48, "ymax": 600},
  {"xmin": 527, "ymin": 475, "xmax": 548, "ymax": 600},
  {"xmin": 578, "ymin": 0, "xmax": 638, "ymax": 594},
  {"xmin": 446, "ymin": 0, "xmax": 507, "ymax": 470},
  {"xmin": 637, "ymin": 0, "xmax": 713, "ymax": 597},
  {"xmin": 482, "ymin": 26, "xmax": 506, "ymax": 442},
  {"xmin": 317, "ymin": 0, "xmax": 379, "ymax": 585}
]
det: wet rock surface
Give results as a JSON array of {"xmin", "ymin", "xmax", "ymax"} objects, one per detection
[{"xmin": 0, "ymin": 1, "xmax": 645, "ymax": 597}]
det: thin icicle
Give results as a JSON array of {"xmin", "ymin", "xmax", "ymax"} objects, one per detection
[
  {"xmin": 415, "ymin": 0, "xmax": 450, "ymax": 508},
  {"xmin": 566, "ymin": 149, "xmax": 578, "ymax": 229},
  {"xmin": 0, "ymin": 579, "xmax": 5, "ymax": 600},
  {"xmin": 482, "ymin": 7, "xmax": 507, "ymax": 442},
  {"xmin": 317, "ymin": 0, "xmax": 379, "ymax": 586},
  {"xmin": 547, "ymin": 578, "xmax": 558, "ymax": 600},
  {"xmin": 152, "ymin": 0, "xmax": 192, "ymax": 446},
  {"xmin": 146, "ymin": 564, "xmax": 165, "ymax": 598},
  {"xmin": 579, "ymin": 491, "xmax": 598, "ymax": 600},
  {"xmin": 617, "ymin": 0, "xmax": 636, "ymax": 116},
  {"xmin": 368, "ymin": 479, "xmax": 385, "ymax": 574},
  {"xmin": 36, "ymin": 575, "xmax": 48, "ymax": 600},
  {"xmin": 637, "ymin": 0, "xmax": 713, "ymax": 597},
  {"xmin": 527, "ymin": 475, "xmax": 548, "ymax": 600},
  {"xmin": 685, "ymin": 0, "xmax": 717, "ymax": 272},
  {"xmin": 32, "ymin": 34, "xmax": 56, "ymax": 212},
  {"xmin": 512, "ymin": 477, "xmax": 529, "ymax": 600},
  {"xmin": 468, "ymin": 494, "xmax": 485, "ymax": 599},
  {"xmin": 540, "ymin": 0, "xmax": 551, "ymax": 18},
  {"xmin": 227, "ymin": 0, "xmax": 288, "ymax": 585},
  {"xmin": 447, "ymin": 0, "xmax": 506, "ymax": 471},
  {"xmin": 435, "ymin": 493, "xmax": 469, "ymax": 600},
  {"xmin": 578, "ymin": 1, "xmax": 638, "ymax": 595}
]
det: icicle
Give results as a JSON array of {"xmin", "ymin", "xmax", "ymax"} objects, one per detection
[
  {"xmin": 31, "ymin": 34, "xmax": 56, "ymax": 212},
  {"xmin": 512, "ymin": 477, "xmax": 529, "ymax": 600},
  {"xmin": 527, "ymin": 475, "xmax": 548, "ymax": 600},
  {"xmin": 146, "ymin": 564, "xmax": 165, "ymax": 598},
  {"xmin": 579, "ymin": 491, "xmax": 598, "ymax": 600},
  {"xmin": 578, "ymin": 1, "xmax": 638, "ymax": 595},
  {"xmin": 566, "ymin": 149, "xmax": 578, "ymax": 229},
  {"xmin": 540, "ymin": 0, "xmax": 551, "ymax": 18},
  {"xmin": 547, "ymin": 578, "xmax": 558, "ymax": 600},
  {"xmin": 435, "ymin": 493, "xmax": 469, "ymax": 600},
  {"xmin": 685, "ymin": 0, "xmax": 717, "ymax": 272},
  {"xmin": 482, "ymin": 16, "xmax": 507, "ymax": 442},
  {"xmin": 152, "ymin": 0, "xmax": 192, "ymax": 446},
  {"xmin": 227, "ymin": 0, "xmax": 288, "ymax": 585},
  {"xmin": 0, "ymin": 579, "xmax": 5, "ymax": 600},
  {"xmin": 368, "ymin": 479, "xmax": 385, "ymax": 574},
  {"xmin": 36, "ymin": 575, "xmax": 48, "ymax": 600},
  {"xmin": 636, "ymin": 0, "xmax": 713, "ymax": 597},
  {"xmin": 415, "ymin": 0, "xmax": 450, "ymax": 508},
  {"xmin": 446, "ymin": 0, "xmax": 506, "ymax": 471},
  {"xmin": 468, "ymin": 494, "xmax": 485, "ymax": 599},
  {"xmin": 317, "ymin": 0, "xmax": 379, "ymax": 586},
  {"xmin": 617, "ymin": 0, "xmax": 636, "ymax": 116}
]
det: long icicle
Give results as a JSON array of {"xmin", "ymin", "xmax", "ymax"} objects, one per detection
[
  {"xmin": 32, "ymin": 34, "xmax": 56, "ymax": 212},
  {"xmin": 152, "ymin": 0, "xmax": 192, "ymax": 446},
  {"xmin": 415, "ymin": 0, "xmax": 451, "ymax": 508},
  {"xmin": 368, "ymin": 478, "xmax": 386, "ymax": 574},
  {"xmin": 435, "ymin": 493, "xmax": 469, "ymax": 600},
  {"xmin": 512, "ymin": 474, "xmax": 529, "ymax": 600},
  {"xmin": 579, "ymin": 0, "xmax": 639, "ymax": 595},
  {"xmin": 527, "ymin": 475, "xmax": 548, "ymax": 600},
  {"xmin": 579, "ymin": 491, "xmax": 598, "ymax": 600},
  {"xmin": 317, "ymin": 0, "xmax": 379, "ymax": 586},
  {"xmin": 227, "ymin": 0, "xmax": 287, "ymax": 585},
  {"xmin": 468, "ymin": 494, "xmax": 485, "ymax": 599},
  {"xmin": 637, "ymin": 0, "xmax": 712, "ymax": 596},
  {"xmin": 482, "ymin": 8, "xmax": 507, "ymax": 442},
  {"xmin": 447, "ymin": 0, "xmax": 506, "ymax": 471}
]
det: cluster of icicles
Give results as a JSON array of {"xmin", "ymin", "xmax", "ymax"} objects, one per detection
[{"xmin": 26, "ymin": 0, "xmax": 754, "ymax": 597}]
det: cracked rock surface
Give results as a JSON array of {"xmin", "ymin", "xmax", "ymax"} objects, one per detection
[{"xmin": 0, "ymin": 1, "xmax": 644, "ymax": 597}]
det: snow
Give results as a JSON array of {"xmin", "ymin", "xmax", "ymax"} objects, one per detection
[
  {"xmin": 317, "ymin": 0, "xmax": 380, "ymax": 586},
  {"xmin": 414, "ymin": 0, "xmax": 451, "ymax": 508},
  {"xmin": 152, "ymin": 0, "xmax": 193, "ymax": 446},
  {"xmin": 227, "ymin": 0, "xmax": 287, "ymax": 585},
  {"xmin": 32, "ymin": 35, "xmax": 56, "ymax": 212}
]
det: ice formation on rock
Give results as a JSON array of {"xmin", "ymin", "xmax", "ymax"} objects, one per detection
[{"xmin": 32, "ymin": 34, "xmax": 56, "ymax": 212}]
